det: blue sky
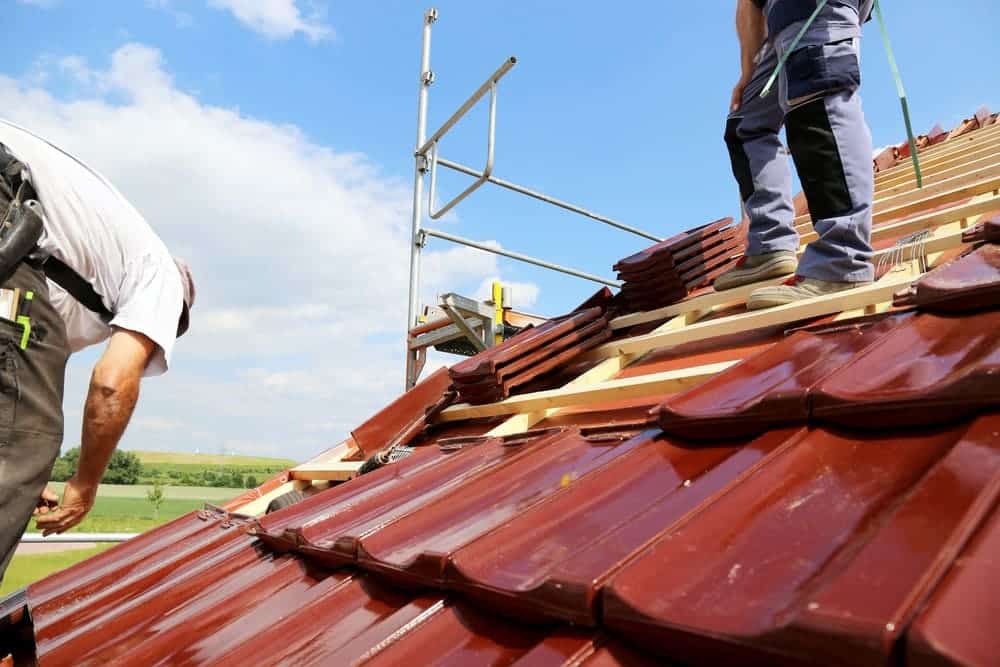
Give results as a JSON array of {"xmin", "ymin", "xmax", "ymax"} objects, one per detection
[{"xmin": 5, "ymin": 0, "xmax": 998, "ymax": 461}]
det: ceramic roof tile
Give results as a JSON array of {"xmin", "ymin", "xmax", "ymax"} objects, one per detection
[
  {"xmin": 447, "ymin": 428, "xmax": 796, "ymax": 625},
  {"xmin": 812, "ymin": 310, "xmax": 1000, "ymax": 428},
  {"xmin": 906, "ymin": 500, "xmax": 1000, "ymax": 667},
  {"xmin": 5, "ymin": 106, "xmax": 1000, "ymax": 667},
  {"xmin": 354, "ymin": 429, "xmax": 645, "ymax": 586},
  {"xmin": 351, "ymin": 367, "xmax": 455, "ymax": 456},
  {"xmin": 893, "ymin": 243, "xmax": 1000, "ymax": 312},
  {"xmin": 603, "ymin": 416, "xmax": 1000, "ymax": 666},
  {"xmin": 654, "ymin": 314, "xmax": 908, "ymax": 440}
]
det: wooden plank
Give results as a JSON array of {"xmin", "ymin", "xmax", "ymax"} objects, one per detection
[
  {"xmin": 799, "ymin": 171, "xmax": 1000, "ymax": 238},
  {"xmin": 611, "ymin": 277, "xmax": 785, "ymax": 331},
  {"xmin": 488, "ymin": 310, "xmax": 707, "ymax": 436},
  {"xmin": 485, "ymin": 355, "xmax": 631, "ymax": 436},
  {"xmin": 437, "ymin": 360, "xmax": 738, "ymax": 423},
  {"xmin": 589, "ymin": 275, "xmax": 917, "ymax": 362},
  {"xmin": 875, "ymin": 124, "xmax": 1000, "ymax": 180},
  {"xmin": 237, "ymin": 480, "xmax": 310, "ymax": 516},
  {"xmin": 876, "ymin": 154, "xmax": 1000, "ymax": 198},
  {"xmin": 876, "ymin": 142, "xmax": 1000, "ymax": 192},
  {"xmin": 799, "ymin": 192, "xmax": 1000, "ymax": 246},
  {"xmin": 289, "ymin": 461, "xmax": 362, "ymax": 482},
  {"xmin": 797, "ymin": 168, "xmax": 1000, "ymax": 232}
]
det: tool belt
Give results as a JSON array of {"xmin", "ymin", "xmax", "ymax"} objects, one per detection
[{"xmin": 0, "ymin": 144, "xmax": 113, "ymax": 323}]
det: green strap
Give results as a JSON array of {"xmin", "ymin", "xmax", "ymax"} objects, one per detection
[
  {"xmin": 760, "ymin": 0, "xmax": 830, "ymax": 98},
  {"xmin": 874, "ymin": 0, "xmax": 923, "ymax": 188}
]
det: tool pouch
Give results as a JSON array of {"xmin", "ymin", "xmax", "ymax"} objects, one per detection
[
  {"xmin": 0, "ymin": 144, "xmax": 45, "ymax": 285},
  {"xmin": 0, "ymin": 195, "xmax": 44, "ymax": 285},
  {"xmin": 785, "ymin": 38, "xmax": 861, "ymax": 107}
]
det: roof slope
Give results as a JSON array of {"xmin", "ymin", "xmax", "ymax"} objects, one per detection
[{"xmin": 3, "ymin": 111, "xmax": 1000, "ymax": 667}]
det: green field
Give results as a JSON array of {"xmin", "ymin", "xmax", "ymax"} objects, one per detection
[
  {"xmin": 43, "ymin": 482, "xmax": 241, "ymax": 532},
  {"xmin": 130, "ymin": 450, "xmax": 295, "ymax": 487},
  {"xmin": 1, "ymin": 483, "xmax": 245, "ymax": 596},
  {"xmin": 1, "ymin": 545, "xmax": 115, "ymax": 595},
  {"xmin": 134, "ymin": 451, "xmax": 296, "ymax": 467}
]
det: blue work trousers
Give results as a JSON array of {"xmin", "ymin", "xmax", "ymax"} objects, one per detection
[{"xmin": 725, "ymin": 17, "xmax": 875, "ymax": 282}]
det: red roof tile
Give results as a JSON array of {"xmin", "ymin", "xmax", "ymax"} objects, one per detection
[
  {"xmin": 603, "ymin": 416, "xmax": 1000, "ymax": 665},
  {"xmin": 4, "ymin": 107, "xmax": 1000, "ymax": 667}
]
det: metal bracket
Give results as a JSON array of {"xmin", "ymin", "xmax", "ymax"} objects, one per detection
[{"xmin": 439, "ymin": 292, "xmax": 496, "ymax": 353}]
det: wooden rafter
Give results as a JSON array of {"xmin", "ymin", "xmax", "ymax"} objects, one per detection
[{"xmin": 439, "ymin": 360, "xmax": 736, "ymax": 423}]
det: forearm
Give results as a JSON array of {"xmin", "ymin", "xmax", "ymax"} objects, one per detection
[
  {"xmin": 76, "ymin": 369, "xmax": 141, "ymax": 487},
  {"xmin": 736, "ymin": 0, "xmax": 767, "ymax": 78}
]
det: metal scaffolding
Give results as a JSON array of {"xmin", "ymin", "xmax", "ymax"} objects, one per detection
[{"xmin": 405, "ymin": 8, "xmax": 661, "ymax": 389}]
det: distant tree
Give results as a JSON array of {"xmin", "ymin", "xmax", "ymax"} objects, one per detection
[
  {"xmin": 146, "ymin": 481, "xmax": 165, "ymax": 520},
  {"xmin": 61, "ymin": 447, "xmax": 81, "ymax": 469},
  {"xmin": 103, "ymin": 450, "xmax": 143, "ymax": 485},
  {"xmin": 48, "ymin": 447, "xmax": 142, "ymax": 484},
  {"xmin": 49, "ymin": 457, "xmax": 73, "ymax": 482},
  {"xmin": 245, "ymin": 475, "xmax": 258, "ymax": 489}
]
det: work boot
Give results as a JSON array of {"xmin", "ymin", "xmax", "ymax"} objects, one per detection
[
  {"xmin": 746, "ymin": 275, "xmax": 870, "ymax": 310},
  {"xmin": 714, "ymin": 251, "xmax": 798, "ymax": 291}
]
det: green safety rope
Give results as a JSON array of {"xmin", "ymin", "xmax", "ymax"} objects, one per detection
[
  {"xmin": 760, "ymin": 0, "xmax": 923, "ymax": 188},
  {"xmin": 874, "ymin": 0, "xmax": 923, "ymax": 188}
]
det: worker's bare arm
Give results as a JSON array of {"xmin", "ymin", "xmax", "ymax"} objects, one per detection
[
  {"xmin": 35, "ymin": 328, "xmax": 156, "ymax": 535},
  {"xmin": 732, "ymin": 0, "xmax": 767, "ymax": 111}
]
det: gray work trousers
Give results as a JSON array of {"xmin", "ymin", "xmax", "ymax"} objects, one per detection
[
  {"xmin": 0, "ymin": 266, "xmax": 70, "ymax": 584},
  {"xmin": 726, "ymin": 31, "xmax": 875, "ymax": 283}
]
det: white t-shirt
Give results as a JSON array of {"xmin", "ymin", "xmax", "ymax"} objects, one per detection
[{"xmin": 0, "ymin": 120, "xmax": 183, "ymax": 376}]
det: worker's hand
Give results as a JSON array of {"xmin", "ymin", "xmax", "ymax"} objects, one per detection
[
  {"xmin": 34, "ymin": 476, "xmax": 98, "ymax": 536},
  {"xmin": 32, "ymin": 485, "xmax": 60, "ymax": 515},
  {"xmin": 730, "ymin": 74, "xmax": 751, "ymax": 113}
]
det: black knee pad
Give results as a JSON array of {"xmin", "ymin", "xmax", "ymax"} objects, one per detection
[
  {"xmin": 725, "ymin": 117, "xmax": 754, "ymax": 202},
  {"xmin": 786, "ymin": 99, "xmax": 853, "ymax": 220}
]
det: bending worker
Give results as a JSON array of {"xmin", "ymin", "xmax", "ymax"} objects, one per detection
[
  {"xmin": 716, "ymin": 0, "xmax": 876, "ymax": 309},
  {"xmin": 0, "ymin": 120, "xmax": 195, "ymax": 582}
]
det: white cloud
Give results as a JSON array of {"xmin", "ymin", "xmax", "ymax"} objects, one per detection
[
  {"xmin": 207, "ymin": 0, "xmax": 333, "ymax": 42},
  {"xmin": 0, "ymin": 44, "xmax": 538, "ymax": 461},
  {"xmin": 473, "ymin": 276, "xmax": 541, "ymax": 311},
  {"xmin": 17, "ymin": 0, "xmax": 58, "ymax": 8},
  {"xmin": 133, "ymin": 416, "xmax": 182, "ymax": 432},
  {"xmin": 144, "ymin": 0, "xmax": 194, "ymax": 28}
]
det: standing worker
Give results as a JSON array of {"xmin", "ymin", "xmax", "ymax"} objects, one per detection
[
  {"xmin": 715, "ymin": 0, "xmax": 876, "ymax": 309},
  {"xmin": 0, "ymin": 119, "xmax": 195, "ymax": 583}
]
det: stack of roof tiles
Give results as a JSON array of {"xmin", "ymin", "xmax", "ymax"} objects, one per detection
[
  {"xmin": 4, "ymin": 108, "xmax": 1000, "ymax": 667},
  {"xmin": 448, "ymin": 306, "xmax": 611, "ymax": 405},
  {"xmin": 613, "ymin": 217, "xmax": 742, "ymax": 313}
]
